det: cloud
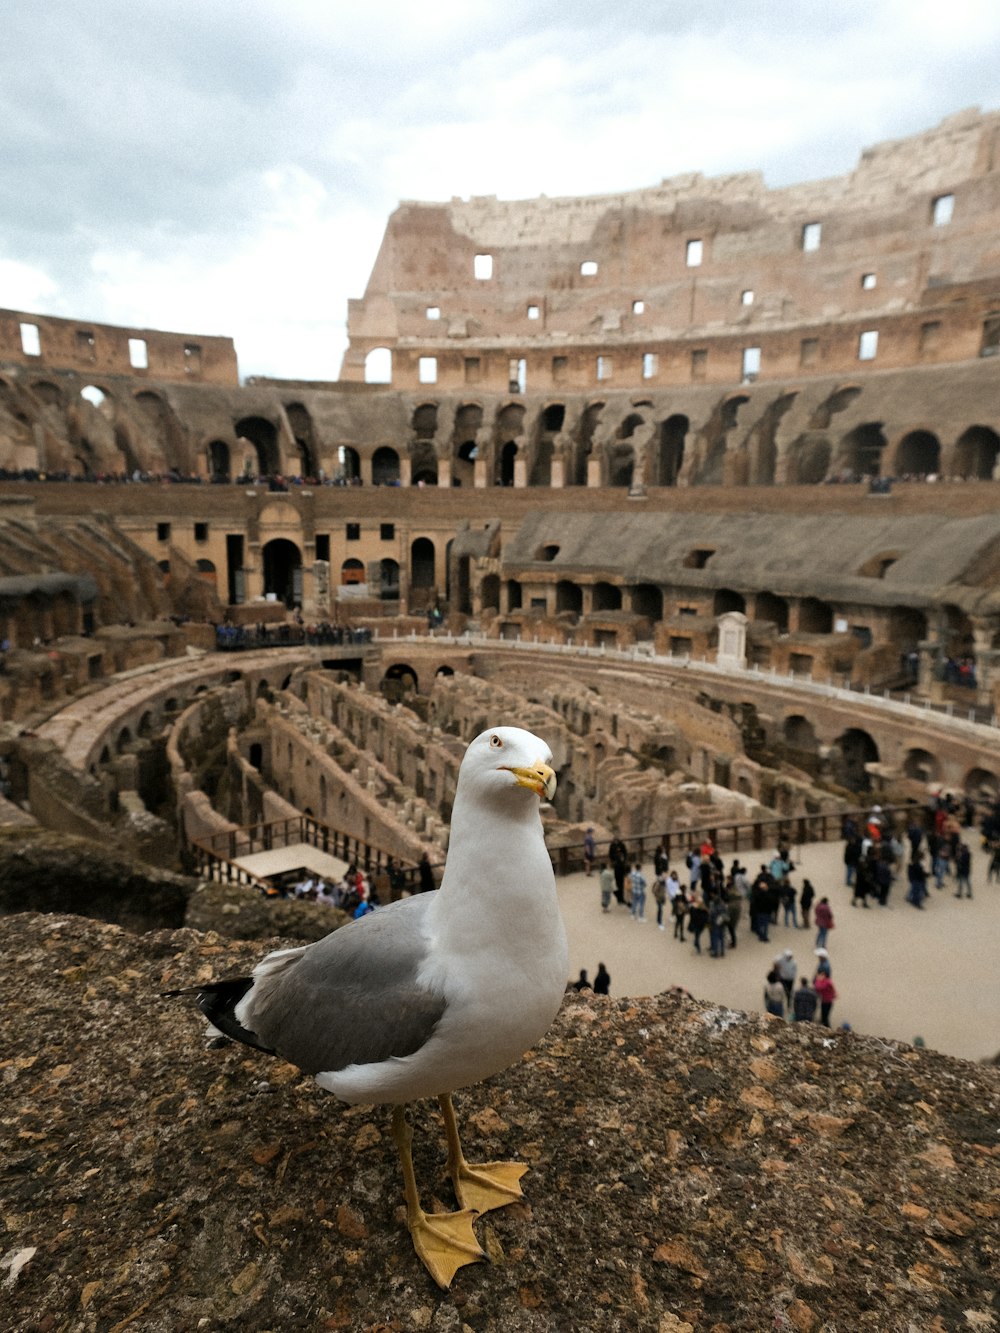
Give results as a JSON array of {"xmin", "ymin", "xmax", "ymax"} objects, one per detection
[
  {"xmin": 2, "ymin": 0, "xmax": 1000, "ymax": 376},
  {"xmin": 0, "ymin": 259, "xmax": 58, "ymax": 312}
]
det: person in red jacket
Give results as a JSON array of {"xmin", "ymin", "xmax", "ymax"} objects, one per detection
[
  {"xmin": 814, "ymin": 898, "xmax": 835, "ymax": 949},
  {"xmin": 814, "ymin": 971, "xmax": 838, "ymax": 1026}
]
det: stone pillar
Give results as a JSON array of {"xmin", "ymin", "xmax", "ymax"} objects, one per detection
[
  {"xmin": 474, "ymin": 457, "xmax": 489, "ymax": 489},
  {"xmin": 399, "ymin": 454, "xmax": 412, "ymax": 487},
  {"xmin": 587, "ymin": 455, "xmax": 603, "ymax": 487},
  {"xmin": 437, "ymin": 456, "xmax": 452, "ymax": 488},
  {"xmin": 550, "ymin": 453, "xmax": 565, "ymax": 488}
]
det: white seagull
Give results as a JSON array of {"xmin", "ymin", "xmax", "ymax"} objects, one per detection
[{"xmin": 180, "ymin": 725, "xmax": 567, "ymax": 1287}]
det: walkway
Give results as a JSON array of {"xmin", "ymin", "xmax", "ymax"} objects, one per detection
[{"xmin": 556, "ymin": 836, "xmax": 999, "ymax": 1063}]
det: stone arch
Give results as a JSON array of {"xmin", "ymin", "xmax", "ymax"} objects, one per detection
[
  {"xmin": 894, "ymin": 430, "xmax": 940, "ymax": 477},
  {"xmin": 410, "ymin": 537, "xmax": 436, "ymax": 590},
  {"xmin": 556, "ymin": 581, "xmax": 582, "ymax": 616},
  {"xmin": 262, "ymin": 538, "xmax": 302, "ymax": 605},
  {"xmin": 839, "ymin": 422, "xmax": 886, "ymax": 477},
  {"xmin": 498, "ymin": 440, "xmax": 517, "ymax": 487},
  {"xmin": 755, "ymin": 592, "xmax": 788, "ymax": 632},
  {"xmin": 340, "ymin": 558, "xmax": 365, "ymax": 585},
  {"xmin": 788, "ymin": 433, "xmax": 832, "ymax": 485},
  {"xmin": 657, "ymin": 415, "xmax": 688, "ymax": 486},
  {"xmin": 903, "ymin": 748, "xmax": 941, "ymax": 783},
  {"xmin": 592, "ymin": 582, "xmax": 622, "ymax": 612},
  {"xmin": 833, "ymin": 727, "xmax": 879, "ymax": 792},
  {"xmin": 965, "ymin": 766, "xmax": 999, "ymax": 801},
  {"xmin": 953, "ymin": 425, "xmax": 1000, "ymax": 479},
  {"xmin": 451, "ymin": 403, "xmax": 483, "ymax": 487},
  {"xmin": 798, "ymin": 597, "xmax": 833, "ymax": 633},
  {"xmin": 384, "ymin": 661, "xmax": 419, "ymax": 692},
  {"xmin": 481, "ymin": 573, "xmax": 500, "ymax": 611},
  {"xmin": 372, "ymin": 446, "xmax": 400, "ymax": 485},
  {"xmin": 364, "ymin": 347, "xmax": 392, "ymax": 384},
  {"xmin": 783, "ymin": 715, "xmax": 818, "ymax": 753},
  {"xmin": 632, "ymin": 584, "xmax": 662, "ymax": 620},
  {"xmin": 530, "ymin": 403, "xmax": 565, "ymax": 487},
  {"xmin": 207, "ymin": 440, "xmax": 231, "ymax": 480},
  {"xmin": 713, "ymin": 589, "xmax": 746, "ymax": 616},
  {"xmin": 379, "ymin": 558, "xmax": 400, "ymax": 599},
  {"xmin": 505, "ymin": 579, "xmax": 522, "ymax": 611},
  {"xmin": 436, "ymin": 664, "xmax": 455, "ymax": 677},
  {"xmin": 285, "ymin": 402, "xmax": 318, "ymax": 479},
  {"xmin": 235, "ymin": 416, "xmax": 280, "ymax": 476},
  {"xmin": 339, "ymin": 446, "xmax": 360, "ymax": 482},
  {"xmin": 31, "ymin": 379, "xmax": 62, "ymax": 407},
  {"xmin": 116, "ymin": 725, "xmax": 133, "ymax": 754},
  {"xmin": 809, "ymin": 384, "xmax": 862, "ymax": 430},
  {"xmin": 495, "ymin": 403, "xmax": 525, "ymax": 487}
]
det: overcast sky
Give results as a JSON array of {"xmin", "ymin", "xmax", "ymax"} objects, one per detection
[{"xmin": 2, "ymin": 0, "xmax": 999, "ymax": 380}]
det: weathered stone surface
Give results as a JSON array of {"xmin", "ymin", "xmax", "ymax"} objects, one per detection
[{"xmin": 2, "ymin": 912, "xmax": 998, "ymax": 1332}]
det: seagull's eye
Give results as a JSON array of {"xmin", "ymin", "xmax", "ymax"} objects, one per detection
[{"xmin": 489, "ymin": 734, "xmax": 503, "ymax": 749}]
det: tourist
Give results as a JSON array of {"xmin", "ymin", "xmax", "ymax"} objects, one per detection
[
  {"xmin": 763, "ymin": 968, "xmax": 786, "ymax": 1018},
  {"xmin": 905, "ymin": 857, "xmax": 928, "ymax": 909},
  {"xmin": 814, "ymin": 971, "xmax": 838, "ymax": 1026},
  {"xmin": 774, "ymin": 949, "xmax": 797, "ymax": 1002},
  {"xmin": 792, "ymin": 978, "xmax": 818, "ymax": 1023},
  {"xmin": 593, "ymin": 963, "xmax": 611, "ymax": 995},
  {"xmin": 725, "ymin": 878, "xmax": 743, "ymax": 948},
  {"xmin": 571, "ymin": 969, "xmax": 592, "ymax": 992},
  {"xmin": 799, "ymin": 878, "xmax": 815, "ymax": 929},
  {"xmin": 688, "ymin": 895, "xmax": 709, "ymax": 955},
  {"xmin": 598, "ymin": 862, "xmax": 614, "ymax": 913},
  {"xmin": 652, "ymin": 871, "xmax": 667, "ymax": 929},
  {"xmin": 583, "ymin": 827, "xmax": 596, "ymax": 877},
  {"xmin": 672, "ymin": 886, "xmax": 688, "ymax": 942},
  {"xmin": 954, "ymin": 840, "xmax": 972, "ymax": 898},
  {"xmin": 814, "ymin": 898, "xmax": 835, "ymax": 949},
  {"xmin": 708, "ymin": 894, "xmax": 728, "ymax": 957},
  {"xmin": 629, "ymin": 863, "xmax": 647, "ymax": 921},
  {"xmin": 813, "ymin": 947, "xmax": 832, "ymax": 978},
  {"xmin": 608, "ymin": 835, "xmax": 629, "ymax": 904},
  {"xmin": 750, "ymin": 870, "xmax": 772, "ymax": 942},
  {"xmin": 780, "ymin": 877, "xmax": 799, "ymax": 929}
]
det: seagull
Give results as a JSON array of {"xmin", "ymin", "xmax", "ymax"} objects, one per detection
[{"xmin": 176, "ymin": 725, "xmax": 567, "ymax": 1288}]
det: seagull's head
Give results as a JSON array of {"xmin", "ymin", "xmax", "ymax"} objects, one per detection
[{"xmin": 461, "ymin": 725, "xmax": 557, "ymax": 804}]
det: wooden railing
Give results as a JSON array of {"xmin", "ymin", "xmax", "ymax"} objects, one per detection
[{"xmin": 189, "ymin": 813, "xmax": 424, "ymax": 891}]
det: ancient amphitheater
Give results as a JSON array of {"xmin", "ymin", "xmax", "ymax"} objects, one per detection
[
  {"xmin": 6, "ymin": 106, "xmax": 1000, "ymax": 1333},
  {"xmin": 3, "ymin": 106, "xmax": 1000, "ymax": 885}
]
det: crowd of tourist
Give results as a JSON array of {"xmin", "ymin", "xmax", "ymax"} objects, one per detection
[
  {"xmin": 214, "ymin": 621, "xmax": 373, "ymax": 651},
  {"xmin": 584, "ymin": 787, "xmax": 998, "ymax": 1029}
]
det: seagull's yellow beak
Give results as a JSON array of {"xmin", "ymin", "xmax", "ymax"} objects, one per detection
[{"xmin": 504, "ymin": 762, "xmax": 557, "ymax": 802}]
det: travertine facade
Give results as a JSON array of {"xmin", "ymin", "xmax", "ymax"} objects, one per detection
[{"xmin": 341, "ymin": 107, "xmax": 1000, "ymax": 394}]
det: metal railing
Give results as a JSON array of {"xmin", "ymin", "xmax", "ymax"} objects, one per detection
[
  {"xmin": 546, "ymin": 802, "xmax": 921, "ymax": 878},
  {"xmin": 375, "ymin": 630, "xmax": 998, "ymax": 731}
]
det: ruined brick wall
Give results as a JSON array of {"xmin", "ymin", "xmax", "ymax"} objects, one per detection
[
  {"xmin": 0, "ymin": 308, "xmax": 237, "ymax": 385},
  {"xmin": 341, "ymin": 108, "xmax": 1000, "ymax": 393}
]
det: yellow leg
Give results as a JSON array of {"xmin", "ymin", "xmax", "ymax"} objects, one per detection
[
  {"xmin": 439, "ymin": 1093, "xmax": 528, "ymax": 1215},
  {"xmin": 390, "ymin": 1105, "xmax": 485, "ymax": 1289}
]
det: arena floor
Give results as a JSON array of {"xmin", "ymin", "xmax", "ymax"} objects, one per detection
[{"xmin": 556, "ymin": 836, "xmax": 999, "ymax": 1063}]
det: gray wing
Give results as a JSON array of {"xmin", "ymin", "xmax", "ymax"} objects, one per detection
[{"xmin": 243, "ymin": 894, "xmax": 446, "ymax": 1075}]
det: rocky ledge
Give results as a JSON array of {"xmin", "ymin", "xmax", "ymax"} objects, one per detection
[{"xmin": 2, "ymin": 912, "xmax": 998, "ymax": 1333}]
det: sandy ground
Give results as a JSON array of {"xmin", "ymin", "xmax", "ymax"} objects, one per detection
[{"xmin": 556, "ymin": 836, "xmax": 1000, "ymax": 1063}]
